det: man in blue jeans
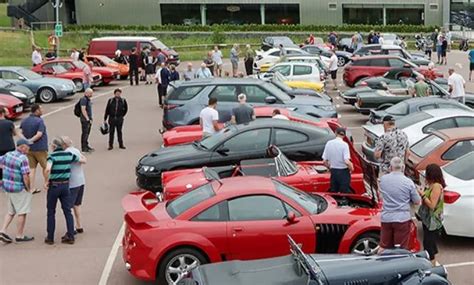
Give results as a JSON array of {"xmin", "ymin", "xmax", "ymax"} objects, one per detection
[{"xmin": 44, "ymin": 137, "xmax": 86, "ymax": 245}]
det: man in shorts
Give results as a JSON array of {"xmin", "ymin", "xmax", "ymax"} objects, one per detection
[
  {"xmin": 0, "ymin": 139, "xmax": 34, "ymax": 243},
  {"xmin": 328, "ymin": 49, "xmax": 339, "ymax": 90},
  {"xmin": 20, "ymin": 104, "xmax": 48, "ymax": 194}
]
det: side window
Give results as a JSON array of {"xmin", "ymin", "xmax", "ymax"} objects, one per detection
[
  {"xmin": 140, "ymin": 42, "xmax": 152, "ymax": 50},
  {"xmin": 272, "ymin": 65, "xmax": 291, "ymax": 76},
  {"xmin": 274, "ymin": 129, "xmax": 308, "ymax": 146},
  {"xmin": 423, "ymin": 118, "xmax": 457, "ymax": 133},
  {"xmin": 228, "ymin": 195, "xmax": 286, "ymax": 221},
  {"xmin": 388, "ymin": 58, "xmax": 405, "ymax": 67},
  {"xmin": 293, "ymin": 65, "xmax": 312, "ymax": 76},
  {"xmin": 221, "ymin": 129, "xmax": 270, "ymax": 152},
  {"xmin": 287, "ymin": 49, "xmax": 302, "ymax": 55},
  {"xmin": 209, "ymin": 85, "xmax": 237, "ymax": 102},
  {"xmin": 191, "ymin": 202, "xmax": 228, "ymax": 222},
  {"xmin": 455, "ymin": 116, "xmax": 474, "ymax": 128},
  {"xmin": 241, "ymin": 85, "xmax": 272, "ymax": 103},
  {"xmin": 1, "ymin": 71, "xmax": 20, "ymax": 80},
  {"xmin": 269, "ymin": 51, "xmax": 280, "ymax": 57},
  {"xmin": 370, "ymin": 59, "xmax": 388, "ymax": 67},
  {"xmin": 352, "ymin": 59, "xmax": 369, "ymax": 66},
  {"xmin": 418, "ymin": 104, "xmax": 437, "ymax": 111},
  {"xmin": 168, "ymin": 86, "xmax": 204, "ymax": 101},
  {"xmin": 42, "ymin": 63, "xmax": 55, "ymax": 72},
  {"xmin": 58, "ymin": 62, "xmax": 74, "ymax": 70},
  {"xmin": 442, "ymin": 140, "xmax": 474, "ymax": 161},
  {"xmin": 117, "ymin": 41, "xmax": 136, "ymax": 51}
]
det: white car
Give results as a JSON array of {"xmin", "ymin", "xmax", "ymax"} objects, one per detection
[
  {"xmin": 362, "ymin": 109, "xmax": 474, "ymax": 161},
  {"xmin": 420, "ymin": 152, "xmax": 474, "ymax": 237},
  {"xmin": 253, "ymin": 48, "xmax": 308, "ymax": 72},
  {"xmin": 267, "ymin": 62, "xmax": 323, "ymax": 83}
]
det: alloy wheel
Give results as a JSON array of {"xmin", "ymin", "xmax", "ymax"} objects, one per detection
[
  {"xmin": 165, "ymin": 254, "xmax": 200, "ymax": 285},
  {"xmin": 352, "ymin": 237, "xmax": 379, "ymax": 256}
]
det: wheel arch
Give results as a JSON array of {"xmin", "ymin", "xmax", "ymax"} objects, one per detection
[{"xmin": 337, "ymin": 220, "xmax": 381, "ymax": 253}]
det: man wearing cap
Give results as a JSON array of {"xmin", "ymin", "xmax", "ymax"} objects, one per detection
[
  {"xmin": 103, "ymin": 88, "xmax": 128, "ymax": 150},
  {"xmin": 375, "ymin": 116, "xmax": 409, "ymax": 176},
  {"xmin": 0, "ymin": 139, "xmax": 34, "ymax": 243},
  {"xmin": 44, "ymin": 137, "xmax": 86, "ymax": 245},
  {"xmin": 322, "ymin": 127, "xmax": 354, "ymax": 193}
]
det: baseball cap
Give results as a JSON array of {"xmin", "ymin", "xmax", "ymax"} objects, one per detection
[
  {"xmin": 335, "ymin": 127, "xmax": 346, "ymax": 136},
  {"xmin": 16, "ymin": 138, "xmax": 31, "ymax": 146},
  {"xmin": 383, "ymin": 115, "xmax": 395, "ymax": 122}
]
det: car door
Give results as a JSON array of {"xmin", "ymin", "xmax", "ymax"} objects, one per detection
[
  {"xmin": 208, "ymin": 85, "xmax": 238, "ymax": 122},
  {"xmin": 210, "ymin": 128, "xmax": 271, "ymax": 166},
  {"xmin": 226, "ymin": 195, "xmax": 315, "ymax": 260},
  {"xmin": 240, "ymin": 85, "xmax": 280, "ymax": 107},
  {"xmin": 369, "ymin": 58, "xmax": 390, "ymax": 76},
  {"xmin": 292, "ymin": 64, "xmax": 317, "ymax": 82}
]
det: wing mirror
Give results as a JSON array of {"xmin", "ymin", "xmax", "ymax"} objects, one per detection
[
  {"xmin": 265, "ymin": 96, "xmax": 277, "ymax": 104},
  {"xmin": 217, "ymin": 147, "xmax": 229, "ymax": 156},
  {"xmin": 286, "ymin": 211, "xmax": 298, "ymax": 224},
  {"xmin": 18, "ymin": 76, "xmax": 26, "ymax": 81}
]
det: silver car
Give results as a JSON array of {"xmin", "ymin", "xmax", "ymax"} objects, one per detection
[{"xmin": 0, "ymin": 67, "xmax": 76, "ymax": 103}]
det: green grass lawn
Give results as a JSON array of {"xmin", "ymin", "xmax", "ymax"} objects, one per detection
[{"xmin": 0, "ymin": 3, "xmax": 10, "ymax": 27}]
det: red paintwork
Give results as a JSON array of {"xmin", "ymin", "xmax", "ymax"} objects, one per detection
[
  {"xmin": 122, "ymin": 177, "xmax": 420, "ymax": 281},
  {"xmin": 0, "ymin": 94, "xmax": 23, "ymax": 119},
  {"xmin": 32, "ymin": 58, "xmax": 118, "ymax": 85},
  {"xmin": 343, "ymin": 55, "xmax": 443, "ymax": 87},
  {"xmin": 31, "ymin": 64, "xmax": 90, "ymax": 83},
  {"xmin": 405, "ymin": 127, "xmax": 474, "ymax": 183},
  {"xmin": 162, "ymin": 107, "xmax": 339, "ymax": 147},
  {"xmin": 86, "ymin": 55, "xmax": 129, "ymax": 77}
]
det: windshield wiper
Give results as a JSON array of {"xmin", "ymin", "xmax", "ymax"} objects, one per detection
[{"xmin": 288, "ymin": 235, "xmax": 324, "ymax": 285}]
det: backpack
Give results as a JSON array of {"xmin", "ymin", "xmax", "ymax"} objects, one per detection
[{"xmin": 73, "ymin": 99, "xmax": 82, "ymax": 117}]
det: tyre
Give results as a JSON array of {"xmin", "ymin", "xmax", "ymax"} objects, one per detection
[
  {"xmin": 337, "ymin": 56, "xmax": 347, "ymax": 67},
  {"xmin": 73, "ymin": 79, "xmax": 84, "ymax": 92},
  {"xmin": 351, "ymin": 232, "xmax": 380, "ymax": 255},
  {"xmin": 120, "ymin": 75, "xmax": 128, "ymax": 80},
  {"xmin": 38, "ymin": 87, "xmax": 56, "ymax": 103},
  {"xmin": 157, "ymin": 247, "xmax": 207, "ymax": 285}
]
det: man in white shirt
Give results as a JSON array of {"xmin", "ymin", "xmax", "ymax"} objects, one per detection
[
  {"xmin": 378, "ymin": 34, "xmax": 385, "ymax": 45},
  {"xmin": 322, "ymin": 127, "xmax": 354, "ymax": 193},
  {"xmin": 328, "ymin": 49, "xmax": 339, "ymax": 90},
  {"xmin": 195, "ymin": 63, "xmax": 213, "ymax": 79},
  {"xmin": 70, "ymin": 48, "xmax": 80, "ymax": 61},
  {"xmin": 199, "ymin": 97, "xmax": 220, "ymax": 137},
  {"xmin": 448, "ymin": 68, "xmax": 466, "ymax": 104},
  {"xmin": 31, "ymin": 47, "xmax": 42, "ymax": 66},
  {"xmin": 212, "ymin": 46, "xmax": 223, "ymax": 77}
]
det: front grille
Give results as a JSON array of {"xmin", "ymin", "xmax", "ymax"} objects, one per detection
[
  {"xmin": 316, "ymin": 224, "xmax": 349, "ymax": 253},
  {"xmin": 344, "ymin": 280, "xmax": 369, "ymax": 285}
]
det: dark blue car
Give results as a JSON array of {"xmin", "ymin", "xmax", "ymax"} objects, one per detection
[{"xmin": 163, "ymin": 78, "xmax": 337, "ymax": 129}]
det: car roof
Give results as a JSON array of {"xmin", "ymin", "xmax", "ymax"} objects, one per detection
[
  {"xmin": 403, "ymin": 97, "xmax": 457, "ymax": 104},
  {"xmin": 232, "ymin": 118, "xmax": 325, "ymax": 133},
  {"xmin": 433, "ymin": 127, "xmax": 474, "ymax": 140},
  {"xmin": 352, "ymin": 55, "xmax": 404, "ymax": 60},
  {"xmin": 423, "ymin": 108, "xmax": 474, "ymax": 117},
  {"xmin": 274, "ymin": 61, "xmax": 317, "ymax": 67},
  {"xmin": 0, "ymin": 66, "xmax": 25, "ymax": 71},
  {"xmin": 171, "ymin": 78, "xmax": 267, "ymax": 87},
  {"xmin": 213, "ymin": 176, "xmax": 277, "ymax": 196},
  {"xmin": 91, "ymin": 36, "xmax": 158, "ymax": 41}
]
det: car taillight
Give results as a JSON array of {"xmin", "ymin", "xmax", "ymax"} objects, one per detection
[
  {"xmin": 163, "ymin": 104, "xmax": 179, "ymax": 110},
  {"xmin": 444, "ymin": 190, "xmax": 461, "ymax": 204},
  {"xmin": 359, "ymin": 81, "xmax": 368, "ymax": 86}
]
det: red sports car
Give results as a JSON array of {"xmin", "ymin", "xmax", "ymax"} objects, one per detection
[
  {"xmin": 32, "ymin": 58, "xmax": 118, "ymax": 86},
  {"xmin": 31, "ymin": 64, "xmax": 102, "ymax": 92},
  {"xmin": 161, "ymin": 144, "xmax": 365, "ymax": 201},
  {"xmin": 0, "ymin": 93, "xmax": 23, "ymax": 119},
  {"xmin": 122, "ymin": 177, "xmax": 420, "ymax": 284},
  {"xmin": 162, "ymin": 107, "xmax": 342, "ymax": 147}
]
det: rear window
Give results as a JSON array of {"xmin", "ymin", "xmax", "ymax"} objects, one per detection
[
  {"xmin": 410, "ymin": 134, "xmax": 444, "ymax": 158},
  {"xmin": 166, "ymin": 183, "xmax": 215, "ymax": 218},
  {"xmin": 386, "ymin": 101, "xmax": 409, "ymax": 115},
  {"xmin": 396, "ymin": 112, "xmax": 433, "ymax": 129},
  {"xmin": 168, "ymin": 86, "xmax": 204, "ymax": 101},
  {"xmin": 444, "ymin": 152, "xmax": 474, "ymax": 181},
  {"xmin": 352, "ymin": 59, "xmax": 369, "ymax": 66}
]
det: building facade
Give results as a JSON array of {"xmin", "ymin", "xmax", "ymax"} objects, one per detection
[{"xmin": 7, "ymin": 0, "xmax": 474, "ymax": 28}]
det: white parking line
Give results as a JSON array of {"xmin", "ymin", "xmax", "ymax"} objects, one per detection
[
  {"xmin": 444, "ymin": 261, "xmax": 474, "ymax": 268},
  {"xmin": 98, "ymin": 222, "xmax": 126, "ymax": 285}
]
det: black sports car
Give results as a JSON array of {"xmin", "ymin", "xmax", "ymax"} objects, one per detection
[
  {"xmin": 0, "ymin": 79, "xmax": 36, "ymax": 108},
  {"xmin": 136, "ymin": 119, "xmax": 335, "ymax": 191},
  {"xmin": 261, "ymin": 36, "xmax": 299, "ymax": 51},
  {"xmin": 180, "ymin": 236, "xmax": 450, "ymax": 285},
  {"xmin": 301, "ymin": 44, "xmax": 353, "ymax": 67}
]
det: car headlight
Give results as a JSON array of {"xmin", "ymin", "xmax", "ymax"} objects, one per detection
[
  {"xmin": 169, "ymin": 55, "xmax": 174, "ymax": 59},
  {"xmin": 10, "ymin": 91, "xmax": 27, "ymax": 99},
  {"xmin": 317, "ymin": 105, "xmax": 335, "ymax": 111},
  {"xmin": 286, "ymin": 107, "xmax": 297, "ymax": 111},
  {"xmin": 142, "ymin": 165, "xmax": 155, "ymax": 172}
]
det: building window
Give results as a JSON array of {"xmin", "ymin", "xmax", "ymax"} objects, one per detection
[
  {"xmin": 206, "ymin": 4, "xmax": 260, "ymax": 25},
  {"xmin": 328, "ymin": 3, "xmax": 337, "ymax": 10},
  {"xmin": 429, "ymin": 4, "xmax": 439, "ymax": 10},
  {"xmin": 386, "ymin": 8, "xmax": 424, "ymax": 25},
  {"xmin": 265, "ymin": 4, "xmax": 300, "ymax": 24},
  {"xmin": 343, "ymin": 7, "xmax": 383, "ymax": 25},
  {"xmin": 161, "ymin": 4, "xmax": 201, "ymax": 25}
]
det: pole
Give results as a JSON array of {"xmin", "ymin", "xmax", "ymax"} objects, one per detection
[{"xmin": 52, "ymin": 0, "xmax": 62, "ymax": 55}]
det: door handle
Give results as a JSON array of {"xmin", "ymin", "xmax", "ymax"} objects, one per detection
[{"xmin": 232, "ymin": 227, "xmax": 243, "ymax": 232}]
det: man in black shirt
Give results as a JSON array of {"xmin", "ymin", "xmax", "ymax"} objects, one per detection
[
  {"xmin": 128, "ymin": 48, "xmax": 139, "ymax": 86},
  {"xmin": 104, "ymin": 88, "xmax": 128, "ymax": 150},
  {"xmin": 80, "ymin": 89, "xmax": 94, "ymax": 152},
  {"xmin": 0, "ymin": 107, "xmax": 21, "ymax": 179}
]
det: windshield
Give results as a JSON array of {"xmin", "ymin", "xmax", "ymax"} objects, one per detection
[
  {"xmin": 383, "ymin": 33, "xmax": 397, "ymax": 41},
  {"xmin": 166, "ymin": 183, "xmax": 215, "ymax": 218},
  {"xmin": 429, "ymin": 80, "xmax": 449, "ymax": 96},
  {"xmin": 410, "ymin": 134, "xmax": 444, "ymax": 158},
  {"xmin": 444, "ymin": 152, "xmax": 474, "ymax": 181},
  {"xmin": 274, "ymin": 151, "xmax": 298, "ymax": 176},
  {"xmin": 396, "ymin": 112, "xmax": 433, "ymax": 129},
  {"xmin": 386, "ymin": 101, "xmax": 409, "ymax": 115},
  {"xmin": 199, "ymin": 125, "xmax": 237, "ymax": 149},
  {"xmin": 271, "ymin": 79, "xmax": 291, "ymax": 92},
  {"xmin": 52, "ymin": 65, "xmax": 68, "ymax": 74},
  {"xmin": 98, "ymin": 56, "xmax": 116, "ymax": 64},
  {"xmin": 18, "ymin": 69, "xmax": 42, "ymax": 80},
  {"xmin": 74, "ymin": 61, "xmax": 87, "ymax": 69},
  {"xmin": 289, "ymin": 111, "xmax": 323, "ymax": 123},
  {"xmin": 274, "ymin": 180, "xmax": 319, "ymax": 214},
  {"xmin": 152, "ymin": 40, "xmax": 168, "ymax": 49},
  {"xmin": 263, "ymin": 82, "xmax": 292, "ymax": 101}
]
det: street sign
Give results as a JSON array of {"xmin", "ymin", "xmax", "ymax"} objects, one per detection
[{"xmin": 55, "ymin": 23, "xmax": 63, "ymax": 37}]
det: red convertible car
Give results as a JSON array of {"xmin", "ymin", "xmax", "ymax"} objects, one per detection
[
  {"xmin": 162, "ymin": 107, "xmax": 342, "ymax": 147},
  {"xmin": 32, "ymin": 58, "xmax": 118, "ymax": 86},
  {"xmin": 161, "ymin": 145, "xmax": 365, "ymax": 201},
  {"xmin": 122, "ymin": 177, "xmax": 420, "ymax": 284},
  {"xmin": 31, "ymin": 64, "xmax": 101, "ymax": 92},
  {"xmin": 0, "ymin": 93, "xmax": 23, "ymax": 119}
]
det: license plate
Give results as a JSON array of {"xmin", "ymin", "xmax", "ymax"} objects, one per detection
[{"xmin": 16, "ymin": 106, "xmax": 23, "ymax": 113}]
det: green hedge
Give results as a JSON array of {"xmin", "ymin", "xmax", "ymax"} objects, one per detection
[{"xmin": 65, "ymin": 24, "xmax": 437, "ymax": 34}]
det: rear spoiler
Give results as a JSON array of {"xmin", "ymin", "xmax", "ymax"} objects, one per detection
[{"xmin": 122, "ymin": 191, "xmax": 158, "ymax": 225}]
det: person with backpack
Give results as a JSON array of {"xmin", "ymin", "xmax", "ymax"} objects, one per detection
[
  {"xmin": 103, "ymin": 88, "xmax": 128, "ymax": 150},
  {"xmin": 74, "ymin": 89, "xmax": 94, "ymax": 153}
]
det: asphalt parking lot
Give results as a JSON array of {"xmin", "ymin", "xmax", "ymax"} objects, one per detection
[{"xmin": 0, "ymin": 50, "xmax": 473, "ymax": 285}]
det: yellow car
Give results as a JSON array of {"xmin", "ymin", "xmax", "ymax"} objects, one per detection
[
  {"xmin": 284, "ymin": 80, "xmax": 325, "ymax": 93},
  {"xmin": 259, "ymin": 63, "xmax": 274, "ymax": 73}
]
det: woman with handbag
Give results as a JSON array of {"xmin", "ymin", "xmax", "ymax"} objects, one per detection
[{"xmin": 417, "ymin": 164, "xmax": 445, "ymax": 266}]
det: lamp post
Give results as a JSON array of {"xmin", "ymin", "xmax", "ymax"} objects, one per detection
[{"xmin": 51, "ymin": 0, "xmax": 63, "ymax": 55}]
